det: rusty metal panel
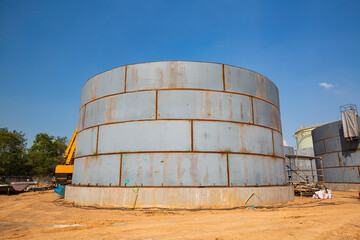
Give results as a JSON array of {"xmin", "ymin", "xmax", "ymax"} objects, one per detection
[
  {"xmin": 80, "ymin": 80, "xmax": 91, "ymax": 108},
  {"xmin": 229, "ymin": 154, "xmax": 286, "ymax": 186},
  {"xmin": 121, "ymin": 153, "xmax": 227, "ymax": 186},
  {"xmin": 72, "ymin": 155, "xmax": 121, "ymax": 186},
  {"xmin": 158, "ymin": 90, "xmax": 252, "ymax": 123},
  {"xmin": 323, "ymin": 167, "xmax": 360, "ymax": 183},
  {"xmin": 312, "ymin": 121, "xmax": 340, "ymax": 141},
  {"xmin": 75, "ymin": 127, "xmax": 98, "ymax": 157},
  {"xmin": 78, "ymin": 107, "xmax": 86, "ymax": 131},
  {"xmin": 265, "ymin": 79, "xmax": 280, "ymax": 108},
  {"xmin": 224, "ymin": 65, "xmax": 279, "ymax": 107},
  {"xmin": 84, "ymin": 91, "xmax": 156, "ymax": 129},
  {"xmin": 324, "ymin": 137, "xmax": 342, "ymax": 152},
  {"xmin": 253, "ymin": 98, "xmax": 281, "ymax": 131},
  {"xmin": 313, "ymin": 140, "xmax": 325, "ymax": 155},
  {"xmin": 126, "ymin": 61, "xmax": 223, "ymax": 92},
  {"xmin": 273, "ymin": 130, "xmax": 284, "ymax": 157},
  {"xmin": 338, "ymin": 151, "xmax": 360, "ymax": 167},
  {"xmin": 321, "ymin": 152, "xmax": 339, "ymax": 168},
  {"xmin": 98, "ymin": 121, "xmax": 191, "ymax": 153},
  {"xmin": 284, "ymin": 146, "xmax": 295, "ymax": 155},
  {"xmin": 80, "ymin": 67, "xmax": 125, "ymax": 108},
  {"xmin": 193, "ymin": 121, "xmax": 273, "ymax": 155}
]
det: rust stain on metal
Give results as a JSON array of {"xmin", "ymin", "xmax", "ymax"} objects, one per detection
[
  {"xmin": 96, "ymin": 126, "xmax": 100, "ymax": 154},
  {"xmin": 79, "ymin": 87, "xmax": 280, "ymax": 113},
  {"xmin": 226, "ymin": 154, "xmax": 230, "ymax": 186},
  {"xmin": 191, "ymin": 120, "xmax": 194, "ymax": 151},
  {"xmin": 105, "ymin": 96, "xmax": 118, "ymax": 123},
  {"xmin": 250, "ymin": 97, "xmax": 255, "ymax": 124},
  {"xmin": 119, "ymin": 154, "xmax": 123, "ymax": 186},
  {"xmin": 271, "ymin": 130, "xmax": 275, "ymax": 156},
  {"xmin": 124, "ymin": 65, "xmax": 127, "ymax": 92},
  {"xmin": 203, "ymin": 166, "xmax": 209, "ymax": 185},
  {"xmin": 228, "ymin": 95, "xmax": 233, "ymax": 120},
  {"xmin": 190, "ymin": 154, "xmax": 199, "ymax": 185},
  {"xmin": 240, "ymin": 102, "xmax": 243, "ymax": 120},
  {"xmin": 222, "ymin": 64, "xmax": 226, "ymax": 91},
  {"xmin": 89, "ymin": 77, "xmax": 98, "ymax": 101},
  {"xmin": 149, "ymin": 154, "xmax": 154, "ymax": 186},
  {"xmin": 169, "ymin": 62, "xmax": 186, "ymax": 88},
  {"xmin": 254, "ymin": 73, "xmax": 266, "ymax": 99},
  {"xmin": 155, "ymin": 90, "xmax": 158, "ymax": 119}
]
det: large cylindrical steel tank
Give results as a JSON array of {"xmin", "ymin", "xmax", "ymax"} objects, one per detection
[
  {"xmin": 65, "ymin": 61, "xmax": 293, "ymax": 208},
  {"xmin": 312, "ymin": 120, "xmax": 360, "ymax": 190}
]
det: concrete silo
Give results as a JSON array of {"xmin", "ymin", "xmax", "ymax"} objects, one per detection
[
  {"xmin": 65, "ymin": 61, "xmax": 293, "ymax": 208},
  {"xmin": 312, "ymin": 119, "xmax": 360, "ymax": 190}
]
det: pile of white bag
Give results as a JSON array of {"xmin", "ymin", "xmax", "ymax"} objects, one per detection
[{"xmin": 313, "ymin": 189, "xmax": 333, "ymax": 199}]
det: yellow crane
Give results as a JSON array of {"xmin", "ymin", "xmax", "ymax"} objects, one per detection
[{"xmin": 52, "ymin": 126, "xmax": 77, "ymax": 186}]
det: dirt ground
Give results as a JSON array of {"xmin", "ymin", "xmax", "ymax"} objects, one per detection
[{"xmin": 0, "ymin": 190, "xmax": 359, "ymax": 240}]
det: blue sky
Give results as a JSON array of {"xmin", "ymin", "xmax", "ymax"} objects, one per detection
[{"xmin": 0, "ymin": 0, "xmax": 359, "ymax": 148}]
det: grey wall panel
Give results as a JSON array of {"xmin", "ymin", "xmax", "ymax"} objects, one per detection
[
  {"xmin": 127, "ymin": 62, "xmax": 223, "ymax": 92},
  {"xmin": 75, "ymin": 127, "xmax": 98, "ymax": 157},
  {"xmin": 224, "ymin": 65, "xmax": 279, "ymax": 107},
  {"xmin": 324, "ymin": 137, "xmax": 342, "ymax": 152},
  {"xmin": 321, "ymin": 152, "xmax": 339, "ymax": 168},
  {"xmin": 253, "ymin": 98, "xmax": 281, "ymax": 131},
  {"xmin": 80, "ymin": 67, "xmax": 125, "ymax": 108},
  {"xmin": 312, "ymin": 121, "xmax": 341, "ymax": 141},
  {"xmin": 158, "ymin": 90, "xmax": 252, "ymax": 123},
  {"xmin": 313, "ymin": 140, "xmax": 325, "ymax": 155},
  {"xmin": 78, "ymin": 107, "xmax": 86, "ymax": 131},
  {"xmin": 273, "ymin": 130, "xmax": 284, "ymax": 158},
  {"xmin": 229, "ymin": 155, "xmax": 286, "ymax": 186},
  {"xmin": 284, "ymin": 146, "xmax": 295, "ymax": 155},
  {"xmin": 98, "ymin": 121, "xmax": 191, "ymax": 153},
  {"xmin": 72, "ymin": 155, "xmax": 120, "ymax": 186},
  {"xmin": 84, "ymin": 91, "xmax": 156, "ymax": 129},
  {"xmin": 338, "ymin": 151, "xmax": 360, "ymax": 167},
  {"xmin": 193, "ymin": 121, "xmax": 273, "ymax": 155},
  {"xmin": 121, "ymin": 153, "xmax": 227, "ymax": 186},
  {"xmin": 323, "ymin": 167, "xmax": 360, "ymax": 183}
]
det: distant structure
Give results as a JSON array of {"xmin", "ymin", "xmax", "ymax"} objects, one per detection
[
  {"xmin": 312, "ymin": 104, "xmax": 360, "ymax": 191},
  {"xmin": 294, "ymin": 125, "xmax": 323, "ymax": 154},
  {"xmin": 65, "ymin": 61, "xmax": 293, "ymax": 208}
]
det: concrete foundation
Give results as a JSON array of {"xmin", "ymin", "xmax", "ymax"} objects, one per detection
[
  {"xmin": 324, "ymin": 183, "xmax": 360, "ymax": 191},
  {"xmin": 65, "ymin": 185, "xmax": 294, "ymax": 209}
]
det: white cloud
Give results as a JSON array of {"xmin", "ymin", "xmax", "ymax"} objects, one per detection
[
  {"xmin": 283, "ymin": 139, "xmax": 289, "ymax": 146},
  {"xmin": 319, "ymin": 82, "xmax": 334, "ymax": 89}
]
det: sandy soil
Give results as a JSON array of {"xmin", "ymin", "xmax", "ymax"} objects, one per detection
[{"xmin": 0, "ymin": 190, "xmax": 359, "ymax": 240}]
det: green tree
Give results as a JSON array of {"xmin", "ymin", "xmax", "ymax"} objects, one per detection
[
  {"xmin": 0, "ymin": 128, "xmax": 30, "ymax": 176},
  {"xmin": 28, "ymin": 133, "xmax": 68, "ymax": 176}
]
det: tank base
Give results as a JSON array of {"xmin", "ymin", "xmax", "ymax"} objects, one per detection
[
  {"xmin": 65, "ymin": 185, "xmax": 294, "ymax": 209},
  {"xmin": 324, "ymin": 183, "xmax": 360, "ymax": 191}
]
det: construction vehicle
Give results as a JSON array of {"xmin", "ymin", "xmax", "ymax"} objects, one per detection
[{"xmin": 52, "ymin": 126, "xmax": 77, "ymax": 186}]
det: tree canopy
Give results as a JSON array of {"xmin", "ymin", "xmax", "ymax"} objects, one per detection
[{"xmin": 0, "ymin": 128, "xmax": 68, "ymax": 176}]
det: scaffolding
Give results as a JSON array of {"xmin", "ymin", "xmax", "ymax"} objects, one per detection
[{"xmin": 285, "ymin": 154, "xmax": 325, "ymax": 196}]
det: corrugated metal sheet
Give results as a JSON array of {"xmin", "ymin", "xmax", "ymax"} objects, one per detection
[{"xmin": 158, "ymin": 90, "xmax": 252, "ymax": 123}]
